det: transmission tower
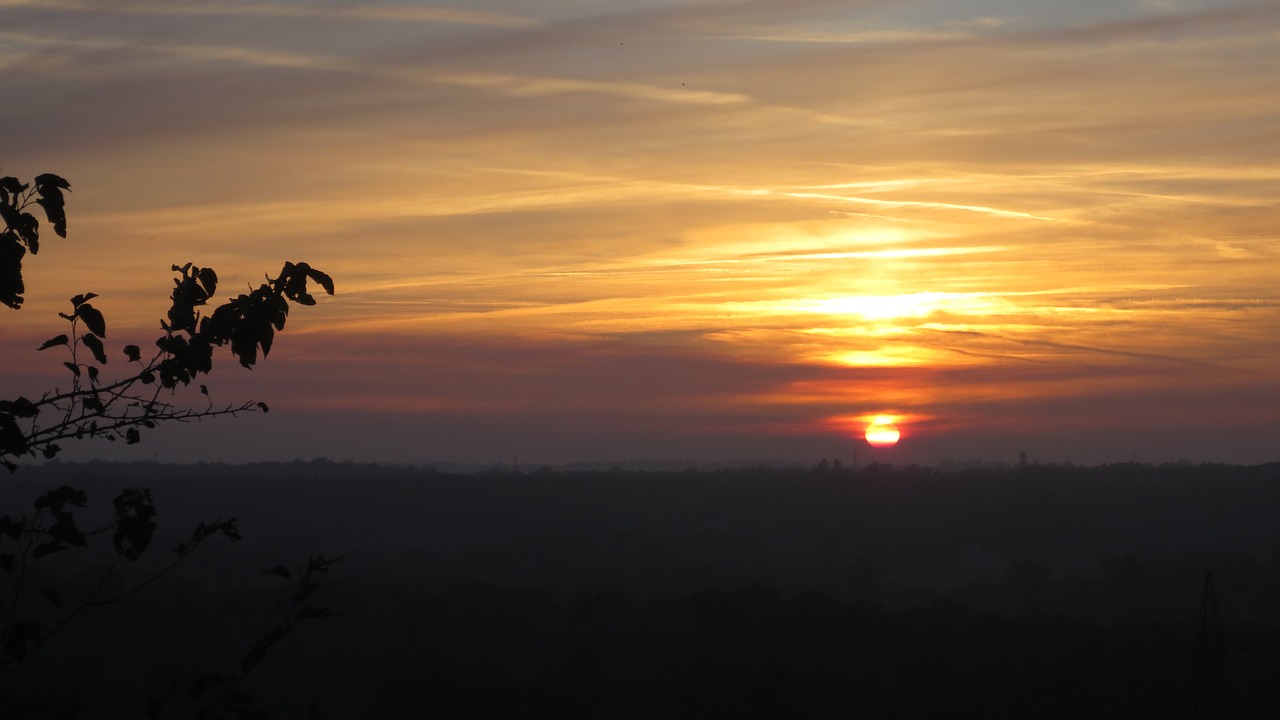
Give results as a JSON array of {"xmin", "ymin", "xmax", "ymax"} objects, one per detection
[{"xmin": 1193, "ymin": 572, "xmax": 1230, "ymax": 720}]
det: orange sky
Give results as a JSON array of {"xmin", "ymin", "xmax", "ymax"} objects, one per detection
[{"xmin": 3, "ymin": 0, "xmax": 1278, "ymax": 465}]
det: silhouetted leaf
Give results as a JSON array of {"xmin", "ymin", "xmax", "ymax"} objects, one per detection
[
  {"xmin": 31, "ymin": 541, "xmax": 67, "ymax": 559},
  {"xmin": 10, "ymin": 211, "xmax": 39, "ymax": 252},
  {"xmin": 197, "ymin": 266, "xmax": 217, "ymax": 296},
  {"xmin": 113, "ymin": 488, "xmax": 156, "ymax": 560},
  {"xmin": 87, "ymin": 366, "xmax": 99, "ymax": 383},
  {"xmin": 155, "ymin": 334, "xmax": 204, "ymax": 386},
  {"xmin": 189, "ymin": 672, "xmax": 232, "ymax": 699},
  {"xmin": 34, "ymin": 173, "xmax": 70, "ymax": 191},
  {"xmin": 0, "ymin": 202, "xmax": 24, "ymax": 232},
  {"xmin": 263, "ymin": 564, "xmax": 291, "ymax": 579},
  {"xmin": 49, "ymin": 511, "xmax": 87, "ymax": 547},
  {"xmin": 297, "ymin": 604, "xmax": 334, "ymax": 620},
  {"xmin": 1, "ymin": 231, "xmax": 27, "ymax": 310},
  {"xmin": 69, "ymin": 292, "xmax": 96, "ymax": 308},
  {"xmin": 42, "ymin": 588, "xmax": 63, "ymax": 608},
  {"xmin": 0, "ymin": 517, "xmax": 23, "ymax": 540},
  {"xmin": 306, "ymin": 266, "xmax": 335, "ymax": 295},
  {"xmin": 81, "ymin": 333, "xmax": 107, "ymax": 364},
  {"xmin": 165, "ymin": 263, "xmax": 214, "ymax": 334},
  {"xmin": 123, "ymin": 344, "xmax": 141, "ymax": 362},
  {"xmin": 223, "ymin": 521, "xmax": 242, "ymax": 542},
  {"xmin": 42, "ymin": 444, "xmax": 61, "ymax": 460},
  {"xmin": 190, "ymin": 518, "xmax": 241, "ymax": 546},
  {"xmin": 34, "ymin": 174, "xmax": 70, "ymax": 238},
  {"xmin": 37, "ymin": 334, "xmax": 68, "ymax": 351},
  {"xmin": 0, "ymin": 176, "xmax": 25, "ymax": 197},
  {"xmin": 82, "ymin": 395, "xmax": 104, "ymax": 413},
  {"xmin": 200, "ymin": 384, "xmax": 208, "ymax": 395},
  {"xmin": 3, "ymin": 619, "xmax": 40, "ymax": 662},
  {"xmin": 254, "ymin": 327, "xmax": 270, "ymax": 359},
  {"xmin": 242, "ymin": 628, "xmax": 288, "ymax": 674},
  {"xmin": 189, "ymin": 334, "xmax": 212, "ymax": 374},
  {"xmin": 126, "ymin": 427, "xmax": 141, "ymax": 445},
  {"xmin": 63, "ymin": 361, "xmax": 80, "ymax": 378},
  {"xmin": 257, "ymin": 402, "xmax": 269, "ymax": 414},
  {"xmin": 0, "ymin": 397, "xmax": 38, "ymax": 418},
  {"xmin": 76, "ymin": 302, "xmax": 106, "ymax": 337},
  {"xmin": 0, "ymin": 414, "xmax": 29, "ymax": 456},
  {"xmin": 35, "ymin": 195, "xmax": 65, "ymax": 238},
  {"xmin": 34, "ymin": 485, "xmax": 87, "ymax": 512}
]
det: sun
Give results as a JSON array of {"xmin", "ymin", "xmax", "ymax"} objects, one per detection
[{"xmin": 864, "ymin": 415, "xmax": 901, "ymax": 448}]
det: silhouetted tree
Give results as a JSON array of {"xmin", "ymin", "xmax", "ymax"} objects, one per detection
[
  {"xmin": 1, "ymin": 172, "xmax": 338, "ymax": 716},
  {"xmin": 2, "ymin": 174, "xmax": 334, "ymax": 469}
]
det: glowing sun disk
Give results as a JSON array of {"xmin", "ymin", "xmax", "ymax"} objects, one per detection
[{"xmin": 865, "ymin": 416, "xmax": 901, "ymax": 448}]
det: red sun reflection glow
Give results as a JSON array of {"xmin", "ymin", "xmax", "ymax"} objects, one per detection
[{"xmin": 864, "ymin": 416, "xmax": 901, "ymax": 448}]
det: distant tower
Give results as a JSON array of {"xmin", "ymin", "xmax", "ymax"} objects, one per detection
[
  {"xmin": 1018, "ymin": 451, "xmax": 1027, "ymax": 470},
  {"xmin": 1194, "ymin": 572, "xmax": 1231, "ymax": 720}
]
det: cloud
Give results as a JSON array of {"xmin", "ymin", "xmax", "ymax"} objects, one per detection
[
  {"xmin": 0, "ymin": 28, "xmax": 752, "ymax": 106},
  {"xmin": 1138, "ymin": 0, "xmax": 1186, "ymax": 14},
  {"xmin": 4, "ymin": 0, "xmax": 1278, "ymax": 465},
  {"xmin": 0, "ymin": 0, "xmax": 540, "ymax": 27},
  {"xmin": 430, "ymin": 72, "xmax": 750, "ymax": 105},
  {"xmin": 360, "ymin": 0, "xmax": 891, "ymax": 68},
  {"xmin": 714, "ymin": 15, "xmax": 1015, "ymax": 44},
  {"xmin": 774, "ymin": 191, "xmax": 1069, "ymax": 223},
  {"xmin": 919, "ymin": 328, "xmax": 1221, "ymax": 370}
]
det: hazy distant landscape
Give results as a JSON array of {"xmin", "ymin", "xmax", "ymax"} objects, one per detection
[
  {"xmin": 5, "ymin": 0, "xmax": 1280, "ymax": 718},
  {"xmin": 6, "ymin": 460, "xmax": 1280, "ymax": 717}
]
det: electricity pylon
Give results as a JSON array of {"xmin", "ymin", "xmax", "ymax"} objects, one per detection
[{"xmin": 1193, "ymin": 572, "xmax": 1230, "ymax": 720}]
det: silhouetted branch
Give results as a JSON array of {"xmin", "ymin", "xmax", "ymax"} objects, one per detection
[{"xmin": 1, "ymin": 258, "xmax": 330, "ymax": 471}]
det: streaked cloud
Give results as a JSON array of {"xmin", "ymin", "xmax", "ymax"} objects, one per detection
[
  {"xmin": 716, "ymin": 15, "xmax": 1014, "ymax": 44},
  {"xmin": 2, "ymin": 0, "xmax": 1277, "ymax": 464},
  {"xmin": 0, "ymin": 0, "xmax": 541, "ymax": 27},
  {"xmin": 432, "ymin": 72, "xmax": 750, "ymax": 105}
]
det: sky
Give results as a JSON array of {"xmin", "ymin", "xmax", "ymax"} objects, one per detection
[{"xmin": 2, "ymin": 0, "xmax": 1278, "ymax": 467}]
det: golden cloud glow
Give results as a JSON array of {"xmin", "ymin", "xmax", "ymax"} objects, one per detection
[
  {"xmin": 3, "ymin": 0, "xmax": 1279, "ymax": 463},
  {"xmin": 789, "ymin": 292, "xmax": 1011, "ymax": 322}
]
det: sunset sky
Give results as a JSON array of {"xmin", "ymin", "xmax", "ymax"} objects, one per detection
[{"xmin": 3, "ymin": 0, "xmax": 1278, "ymax": 466}]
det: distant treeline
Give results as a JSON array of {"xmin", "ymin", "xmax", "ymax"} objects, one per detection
[{"xmin": 4, "ymin": 459, "xmax": 1280, "ymax": 717}]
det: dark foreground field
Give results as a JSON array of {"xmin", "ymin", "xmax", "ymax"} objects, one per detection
[{"xmin": 5, "ymin": 460, "xmax": 1280, "ymax": 717}]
